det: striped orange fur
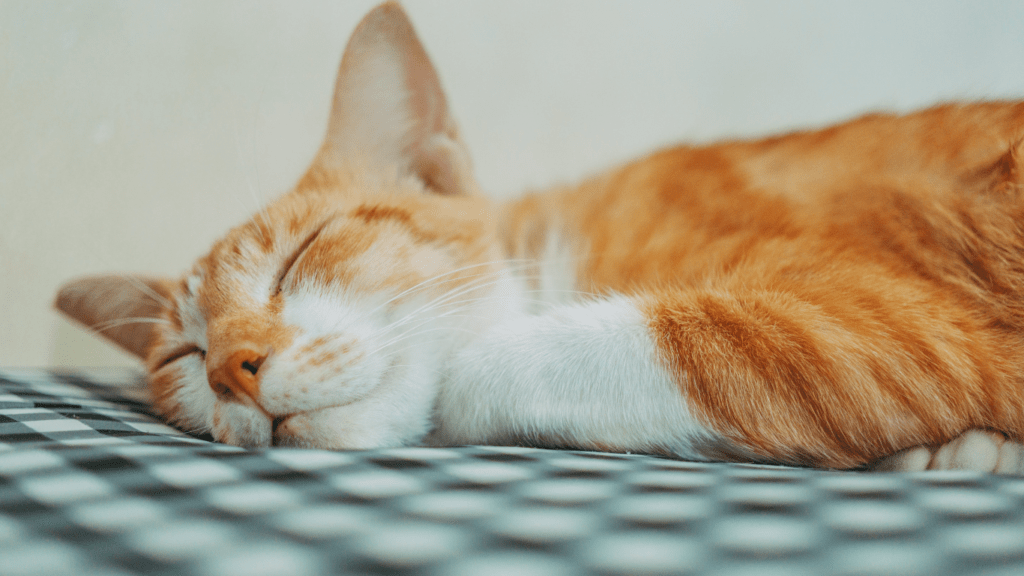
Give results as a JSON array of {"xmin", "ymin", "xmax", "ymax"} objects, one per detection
[{"xmin": 56, "ymin": 3, "xmax": 1024, "ymax": 472}]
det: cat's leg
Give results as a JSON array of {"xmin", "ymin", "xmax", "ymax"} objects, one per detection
[
  {"xmin": 870, "ymin": 430, "xmax": 1024, "ymax": 474},
  {"xmin": 637, "ymin": 284, "xmax": 1024, "ymax": 470},
  {"xmin": 429, "ymin": 295, "xmax": 723, "ymax": 457},
  {"xmin": 432, "ymin": 285, "xmax": 1024, "ymax": 471}
]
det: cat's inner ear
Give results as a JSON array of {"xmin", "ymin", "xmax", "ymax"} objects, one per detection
[
  {"xmin": 55, "ymin": 275, "xmax": 175, "ymax": 359},
  {"xmin": 304, "ymin": 1, "xmax": 478, "ymax": 196}
]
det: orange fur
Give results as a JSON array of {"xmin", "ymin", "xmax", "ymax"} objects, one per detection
[{"xmin": 501, "ymin": 102, "xmax": 1024, "ymax": 467}]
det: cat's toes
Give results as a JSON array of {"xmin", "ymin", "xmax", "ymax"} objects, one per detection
[
  {"xmin": 928, "ymin": 429, "xmax": 1002, "ymax": 472},
  {"xmin": 994, "ymin": 439, "xmax": 1024, "ymax": 474},
  {"xmin": 871, "ymin": 445, "xmax": 932, "ymax": 472},
  {"xmin": 870, "ymin": 430, "xmax": 1024, "ymax": 475}
]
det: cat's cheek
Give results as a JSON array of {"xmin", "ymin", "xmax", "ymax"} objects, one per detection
[
  {"xmin": 259, "ymin": 350, "xmax": 387, "ymax": 415},
  {"xmin": 148, "ymin": 358, "xmax": 215, "ymax": 434},
  {"xmin": 211, "ymin": 401, "xmax": 272, "ymax": 448}
]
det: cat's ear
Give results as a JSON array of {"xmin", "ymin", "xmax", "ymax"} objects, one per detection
[
  {"xmin": 302, "ymin": 1, "xmax": 478, "ymax": 196},
  {"xmin": 55, "ymin": 275, "xmax": 175, "ymax": 359}
]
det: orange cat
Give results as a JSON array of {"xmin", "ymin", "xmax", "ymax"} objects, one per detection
[{"xmin": 57, "ymin": 2, "xmax": 1024, "ymax": 473}]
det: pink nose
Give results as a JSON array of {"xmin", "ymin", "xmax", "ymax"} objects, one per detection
[{"xmin": 208, "ymin": 348, "xmax": 268, "ymax": 400}]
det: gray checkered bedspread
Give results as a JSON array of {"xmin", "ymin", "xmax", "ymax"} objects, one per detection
[{"xmin": 2, "ymin": 369, "xmax": 1024, "ymax": 576}]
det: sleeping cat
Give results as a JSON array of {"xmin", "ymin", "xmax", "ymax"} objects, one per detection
[{"xmin": 56, "ymin": 2, "xmax": 1024, "ymax": 473}]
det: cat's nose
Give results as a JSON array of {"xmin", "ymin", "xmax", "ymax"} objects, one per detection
[{"xmin": 207, "ymin": 348, "xmax": 268, "ymax": 401}]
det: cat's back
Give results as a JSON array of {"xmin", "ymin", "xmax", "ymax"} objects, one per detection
[{"xmin": 503, "ymin": 101, "xmax": 1024, "ymax": 299}]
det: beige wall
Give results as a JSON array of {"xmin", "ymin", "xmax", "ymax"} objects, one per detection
[{"xmin": 3, "ymin": 0, "xmax": 1024, "ymax": 367}]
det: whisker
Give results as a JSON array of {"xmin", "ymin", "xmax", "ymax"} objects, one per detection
[
  {"xmin": 116, "ymin": 274, "xmax": 173, "ymax": 309},
  {"xmin": 385, "ymin": 363, "xmax": 444, "ymax": 379},
  {"xmin": 388, "ymin": 291, "xmax": 559, "ymax": 329},
  {"xmin": 521, "ymin": 287, "xmax": 601, "ymax": 299},
  {"xmin": 367, "ymin": 316, "xmax": 443, "ymax": 356},
  {"xmin": 89, "ymin": 316, "xmax": 173, "ymax": 333},
  {"xmin": 369, "ymin": 325, "xmax": 480, "ymax": 358},
  {"xmin": 367, "ymin": 293, "xmax": 543, "ymax": 358},
  {"xmin": 371, "ymin": 271, "xmax": 513, "ymax": 331},
  {"xmin": 361, "ymin": 258, "xmax": 537, "ymax": 319},
  {"xmin": 371, "ymin": 274, "xmax": 519, "ymax": 340},
  {"xmin": 367, "ymin": 302, "xmax": 489, "ymax": 356},
  {"xmin": 367, "ymin": 265, "xmax": 589, "ymax": 343},
  {"xmin": 385, "ymin": 260, "xmax": 598, "ymax": 324}
]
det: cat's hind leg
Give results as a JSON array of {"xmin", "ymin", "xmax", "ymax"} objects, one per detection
[{"xmin": 870, "ymin": 430, "xmax": 1024, "ymax": 474}]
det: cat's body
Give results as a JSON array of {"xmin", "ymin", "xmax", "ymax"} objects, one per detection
[
  {"xmin": 57, "ymin": 3, "xmax": 1024, "ymax": 473},
  {"xmin": 488, "ymin": 103, "xmax": 1024, "ymax": 470}
]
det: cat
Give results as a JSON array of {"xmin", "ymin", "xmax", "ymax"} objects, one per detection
[{"xmin": 56, "ymin": 1, "xmax": 1024, "ymax": 474}]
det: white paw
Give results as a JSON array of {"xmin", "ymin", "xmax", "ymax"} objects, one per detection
[{"xmin": 870, "ymin": 430, "xmax": 1024, "ymax": 475}]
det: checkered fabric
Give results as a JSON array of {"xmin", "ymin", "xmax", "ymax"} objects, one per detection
[{"xmin": 2, "ymin": 369, "xmax": 1024, "ymax": 576}]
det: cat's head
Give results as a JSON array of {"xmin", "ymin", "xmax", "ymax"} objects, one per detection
[{"xmin": 55, "ymin": 2, "xmax": 516, "ymax": 449}]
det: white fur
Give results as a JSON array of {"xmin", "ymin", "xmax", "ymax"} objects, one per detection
[
  {"xmin": 156, "ymin": 273, "xmax": 216, "ymax": 434},
  {"xmin": 533, "ymin": 228, "xmax": 582, "ymax": 310},
  {"xmin": 213, "ymin": 400, "xmax": 271, "ymax": 448},
  {"xmin": 167, "ymin": 254, "xmax": 527, "ymax": 450},
  {"xmin": 271, "ymin": 289, "xmax": 395, "ymax": 408},
  {"xmin": 429, "ymin": 295, "xmax": 720, "ymax": 459},
  {"xmin": 265, "ymin": 287, "xmax": 445, "ymax": 448},
  {"xmin": 264, "ymin": 268, "xmax": 523, "ymax": 448},
  {"xmin": 164, "ymin": 353, "xmax": 216, "ymax": 434}
]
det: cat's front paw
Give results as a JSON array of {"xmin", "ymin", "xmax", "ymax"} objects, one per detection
[{"xmin": 871, "ymin": 430, "xmax": 1024, "ymax": 475}]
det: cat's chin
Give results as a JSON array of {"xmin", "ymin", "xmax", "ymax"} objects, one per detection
[
  {"xmin": 210, "ymin": 399, "xmax": 273, "ymax": 449},
  {"xmin": 209, "ymin": 406, "xmax": 425, "ymax": 450},
  {"xmin": 270, "ymin": 403, "xmax": 429, "ymax": 450},
  {"xmin": 269, "ymin": 427, "xmax": 314, "ymax": 449}
]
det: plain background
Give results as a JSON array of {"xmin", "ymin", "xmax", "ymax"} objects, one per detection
[{"xmin": 3, "ymin": 0, "xmax": 1024, "ymax": 367}]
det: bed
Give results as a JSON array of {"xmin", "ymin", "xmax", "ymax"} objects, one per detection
[{"xmin": 2, "ymin": 368, "xmax": 1023, "ymax": 576}]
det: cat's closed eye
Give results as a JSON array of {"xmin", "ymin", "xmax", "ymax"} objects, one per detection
[
  {"xmin": 273, "ymin": 223, "xmax": 328, "ymax": 296},
  {"xmin": 155, "ymin": 344, "xmax": 206, "ymax": 370}
]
